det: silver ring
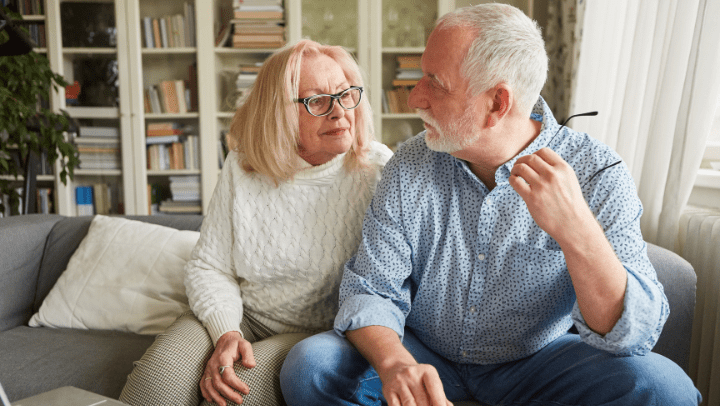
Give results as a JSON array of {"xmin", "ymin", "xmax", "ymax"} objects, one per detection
[
  {"xmin": 219, "ymin": 365, "xmax": 231, "ymax": 375},
  {"xmin": 204, "ymin": 377, "xmax": 212, "ymax": 381}
]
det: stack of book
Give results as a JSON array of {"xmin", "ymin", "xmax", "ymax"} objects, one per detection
[
  {"xmin": 158, "ymin": 175, "xmax": 201, "ymax": 214},
  {"xmin": 146, "ymin": 122, "xmax": 199, "ymax": 171},
  {"xmin": 383, "ymin": 55, "xmax": 422, "ymax": 114},
  {"xmin": 144, "ymin": 76, "xmax": 196, "ymax": 114},
  {"xmin": 230, "ymin": 0, "xmax": 285, "ymax": 49},
  {"xmin": 141, "ymin": 2, "xmax": 196, "ymax": 48},
  {"xmin": 75, "ymin": 127, "xmax": 121, "ymax": 170},
  {"xmin": 233, "ymin": 63, "xmax": 263, "ymax": 108}
]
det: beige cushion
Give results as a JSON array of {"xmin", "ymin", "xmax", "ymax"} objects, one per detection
[{"xmin": 29, "ymin": 215, "xmax": 199, "ymax": 335}]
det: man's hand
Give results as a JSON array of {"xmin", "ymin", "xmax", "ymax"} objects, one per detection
[
  {"xmin": 346, "ymin": 326, "xmax": 453, "ymax": 406},
  {"xmin": 509, "ymin": 147, "xmax": 627, "ymax": 334},
  {"xmin": 379, "ymin": 362, "xmax": 453, "ymax": 406},
  {"xmin": 508, "ymin": 147, "xmax": 594, "ymax": 243},
  {"xmin": 200, "ymin": 331, "xmax": 256, "ymax": 406}
]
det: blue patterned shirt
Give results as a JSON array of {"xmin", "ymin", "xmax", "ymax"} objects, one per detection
[{"xmin": 335, "ymin": 97, "xmax": 669, "ymax": 364}]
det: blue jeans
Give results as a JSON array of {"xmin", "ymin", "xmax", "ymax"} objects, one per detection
[{"xmin": 280, "ymin": 329, "xmax": 700, "ymax": 406}]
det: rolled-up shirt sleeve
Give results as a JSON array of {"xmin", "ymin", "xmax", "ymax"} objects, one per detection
[
  {"xmin": 573, "ymin": 163, "xmax": 669, "ymax": 355},
  {"xmin": 334, "ymin": 157, "xmax": 413, "ymax": 339}
]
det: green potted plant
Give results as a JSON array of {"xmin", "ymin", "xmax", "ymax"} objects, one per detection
[{"xmin": 0, "ymin": 6, "xmax": 79, "ymax": 215}]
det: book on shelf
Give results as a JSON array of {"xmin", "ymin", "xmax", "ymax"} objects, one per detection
[
  {"xmin": 146, "ymin": 124, "xmax": 198, "ymax": 171},
  {"xmin": 74, "ymin": 137, "xmax": 121, "ymax": 170},
  {"xmin": 159, "ymin": 199, "xmax": 202, "ymax": 214},
  {"xmin": 145, "ymin": 78, "xmax": 193, "ymax": 114},
  {"xmin": 230, "ymin": 1, "xmax": 285, "ymax": 49},
  {"xmin": 143, "ymin": 3, "xmax": 196, "ymax": 49},
  {"xmin": 159, "ymin": 18, "xmax": 169, "ymax": 48},
  {"xmin": 75, "ymin": 186, "xmax": 94, "ymax": 216},
  {"xmin": 233, "ymin": 10, "xmax": 283, "ymax": 19},
  {"xmin": 152, "ymin": 18, "xmax": 162, "ymax": 48},
  {"xmin": 16, "ymin": 0, "xmax": 43, "ymax": 15},
  {"xmin": 392, "ymin": 79, "xmax": 420, "ymax": 87},
  {"xmin": 169, "ymin": 175, "xmax": 201, "ymax": 202},
  {"xmin": 92, "ymin": 183, "xmax": 111, "ymax": 215},
  {"xmin": 36, "ymin": 188, "xmax": 53, "ymax": 215},
  {"xmin": 79, "ymin": 126, "xmax": 119, "ymax": 137}
]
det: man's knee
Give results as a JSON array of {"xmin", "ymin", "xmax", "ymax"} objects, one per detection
[
  {"xmin": 280, "ymin": 331, "xmax": 348, "ymax": 401},
  {"xmin": 620, "ymin": 354, "xmax": 701, "ymax": 405}
]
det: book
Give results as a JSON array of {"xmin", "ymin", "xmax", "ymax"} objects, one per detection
[
  {"xmin": 152, "ymin": 19, "xmax": 162, "ymax": 49},
  {"xmin": 174, "ymin": 80, "xmax": 188, "ymax": 113},
  {"xmin": 392, "ymin": 79, "xmax": 420, "ymax": 87},
  {"xmin": 232, "ymin": 34, "xmax": 285, "ymax": 43},
  {"xmin": 159, "ymin": 18, "xmax": 169, "ymax": 48},
  {"xmin": 93, "ymin": 183, "xmax": 111, "ymax": 215},
  {"xmin": 143, "ymin": 17, "xmax": 154, "ymax": 48},
  {"xmin": 146, "ymin": 135, "xmax": 184, "ymax": 145},
  {"xmin": 161, "ymin": 80, "xmax": 180, "ymax": 113},
  {"xmin": 233, "ymin": 10, "xmax": 283, "ymax": 19},
  {"xmin": 184, "ymin": 1, "xmax": 196, "ymax": 47},
  {"xmin": 76, "ymin": 186, "xmax": 94, "ymax": 216},
  {"xmin": 79, "ymin": 126, "xmax": 119, "ymax": 137}
]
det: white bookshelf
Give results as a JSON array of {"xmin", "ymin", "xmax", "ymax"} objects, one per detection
[{"xmin": 40, "ymin": 0, "xmax": 538, "ymax": 216}]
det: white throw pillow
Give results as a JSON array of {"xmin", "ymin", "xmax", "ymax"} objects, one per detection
[{"xmin": 29, "ymin": 215, "xmax": 200, "ymax": 335}]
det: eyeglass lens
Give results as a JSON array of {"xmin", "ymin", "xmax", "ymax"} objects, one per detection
[{"xmin": 307, "ymin": 88, "xmax": 361, "ymax": 116}]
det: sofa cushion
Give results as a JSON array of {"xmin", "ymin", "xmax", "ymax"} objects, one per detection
[
  {"xmin": 33, "ymin": 215, "xmax": 204, "ymax": 314},
  {"xmin": 0, "ymin": 325, "xmax": 155, "ymax": 402},
  {"xmin": 0, "ymin": 214, "xmax": 63, "ymax": 332},
  {"xmin": 29, "ymin": 215, "xmax": 200, "ymax": 335}
]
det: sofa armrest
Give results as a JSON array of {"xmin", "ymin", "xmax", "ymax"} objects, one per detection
[
  {"xmin": 647, "ymin": 242, "xmax": 696, "ymax": 373},
  {"xmin": 0, "ymin": 214, "xmax": 64, "ymax": 332}
]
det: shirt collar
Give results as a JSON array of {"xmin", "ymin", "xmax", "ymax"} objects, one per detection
[
  {"xmin": 496, "ymin": 96, "xmax": 560, "ymax": 185},
  {"xmin": 445, "ymin": 96, "xmax": 560, "ymax": 186}
]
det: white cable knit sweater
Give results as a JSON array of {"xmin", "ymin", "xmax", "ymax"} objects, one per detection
[{"xmin": 185, "ymin": 142, "xmax": 392, "ymax": 344}]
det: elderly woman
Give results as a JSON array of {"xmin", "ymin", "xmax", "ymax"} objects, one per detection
[{"xmin": 119, "ymin": 39, "xmax": 392, "ymax": 406}]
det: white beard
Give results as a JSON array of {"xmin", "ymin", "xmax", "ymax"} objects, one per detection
[{"xmin": 418, "ymin": 107, "xmax": 481, "ymax": 153}]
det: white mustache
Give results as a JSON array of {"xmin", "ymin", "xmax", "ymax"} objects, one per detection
[{"xmin": 417, "ymin": 109, "xmax": 440, "ymax": 130}]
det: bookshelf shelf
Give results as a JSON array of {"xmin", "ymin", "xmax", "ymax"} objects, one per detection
[
  {"xmin": 382, "ymin": 47, "xmax": 425, "ymax": 54},
  {"xmin": 145, "ymin": 112, "xmax": 200, "ymax": 119},
  {"xmin": 147, "ymin": 169, "xmax": 202, "ymax": 176},
  {"xmin": 22, "ymin": 15, "xmax": 46, "ymax": 21},
  {"xmin": 74, "ymin": 169, "xmax": 123, "ymax": 176},
  {"xmin": 142, "ymin": 47, "xmax": 197, "ymax": 55},
  {"xmin": 214, "ymin": 47, "xmax": 277, "ymax": 55},
  {"xmin": 62, "ymin": 48, "xmax": 117, "ymax": 55}
]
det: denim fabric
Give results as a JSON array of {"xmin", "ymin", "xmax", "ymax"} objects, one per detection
[{"xmin": 280, "ymin": 330, "xmax": 701, "ymax": 406}]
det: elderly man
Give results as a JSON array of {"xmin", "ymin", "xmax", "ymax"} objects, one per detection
[{"xmin": 280, "ymin": 4, "xmax": 700, "ymax": 406}]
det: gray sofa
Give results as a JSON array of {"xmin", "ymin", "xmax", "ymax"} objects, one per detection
[{"xmin": 0, "ymin": 214, "xmax": 698, "ymax": 404}]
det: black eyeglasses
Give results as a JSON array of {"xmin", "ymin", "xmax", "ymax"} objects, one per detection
[{"xmin": 294, "ymin": 86, "xmax": 363, "ymax": 117}]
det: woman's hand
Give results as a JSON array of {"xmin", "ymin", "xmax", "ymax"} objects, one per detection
[{"xmin": 201, "ymin": 331, "xmax": 256, "ymax": 406}]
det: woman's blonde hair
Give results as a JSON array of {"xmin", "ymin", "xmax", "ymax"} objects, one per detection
[{"xmin": 227, "ymin": 39, "xmax": 375, "ymax": 185}]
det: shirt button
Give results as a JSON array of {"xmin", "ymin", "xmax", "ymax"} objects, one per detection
[
  {"xmin": 462, "ymin": 350, "xmax": 468, "ymax": 357},
  {"xmin": 469, "ymin": 306, "xmax": 477, "ymax": 313},
  {"xmin": 478, "ymin": 253, "xmax": 486, "ymax": 260}
]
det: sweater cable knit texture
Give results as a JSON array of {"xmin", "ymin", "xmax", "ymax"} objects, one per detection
[{"xmin": 185, "ymin": 142, "xmax": 392, "ymax": 344}]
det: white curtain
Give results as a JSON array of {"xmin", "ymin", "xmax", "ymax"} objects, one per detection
[{"xmin": 568, "ymin": 0, "xmax": 720, "ymax": 250}]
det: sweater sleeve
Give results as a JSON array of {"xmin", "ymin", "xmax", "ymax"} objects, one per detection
[{"xmin": 184, "ymin": 152, "xmax": 244, "ymax": 345}]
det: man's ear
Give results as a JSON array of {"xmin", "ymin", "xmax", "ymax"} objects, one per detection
[{"xmin": 485, "ymin": 84, "xmax": 512, "ymax": 128}]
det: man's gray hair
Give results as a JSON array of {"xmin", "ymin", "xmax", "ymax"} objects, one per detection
[{"xmin": 437, "ymin": 3, "xmax": 548, "ymax": 115}]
